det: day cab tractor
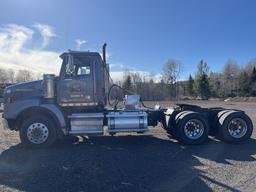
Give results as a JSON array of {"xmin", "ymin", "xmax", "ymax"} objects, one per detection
[{"xmin": 2, "ymin": 44, "xmax": 253, "ymax": 148}]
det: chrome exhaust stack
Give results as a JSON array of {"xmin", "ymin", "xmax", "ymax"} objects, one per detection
[{"xmin": 102, "ymin": 43, "xmax": 107, "ymax": 63}]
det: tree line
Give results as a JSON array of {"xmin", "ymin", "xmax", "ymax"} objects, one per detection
[
  {"xmin": 0, "ymin": 68, "xmax": 41, "ymax": 83},
  {"xmin": 190, "ymin": 59, "xmax": 256, "ymax": 99},
  {"xmin": 0, "ymin": 68, "xmax": 42, "ymax": 97},
  {"xmin": 119, "ymin": 59, "xmax": 256, "ymax": 100}
]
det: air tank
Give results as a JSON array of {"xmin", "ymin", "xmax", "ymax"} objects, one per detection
[{"xmin": 43, "ymin": 74, "xmax": 55, "ymax": 99}]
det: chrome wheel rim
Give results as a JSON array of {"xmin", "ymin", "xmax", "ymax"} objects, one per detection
[
  {"xmin": 184, "ymin": 119, "xmax": 204, "ymax": 140},
  {"xmin": 228, "ymin": 118, "xmax": 247, "ymax": 138},
  {"xmin": 27, "ymin": 122, "xmax": 49, "ymax": 144}
]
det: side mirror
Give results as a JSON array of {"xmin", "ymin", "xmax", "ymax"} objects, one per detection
[{"xmin": 66, "ymin": 55, "xmax": 75, "ymax": 75}]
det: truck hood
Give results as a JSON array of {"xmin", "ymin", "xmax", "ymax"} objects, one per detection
[
  {"xmin": 4, "ymin": 80, "xmax": 43, "ymax": 103},
  {"xmin": 6, "ymin": 80, "xmax": 42, "ymax": 91}
]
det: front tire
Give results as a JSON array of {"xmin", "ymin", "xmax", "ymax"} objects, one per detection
[{"xmin": 20, "ymin": 116, "xmax": 57, "ymax": 148}]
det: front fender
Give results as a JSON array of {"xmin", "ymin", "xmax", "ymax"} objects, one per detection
[
  {"xmin": 3, "ymin": 99, "xmax": 66, "ymax": 129},
  {"xmin": 3, "ymin": 99, "xmax": 40, "ymax": 119},
  {"xmin": 40, "ymin": 103, "xmax": 66, "ymax": 128}
]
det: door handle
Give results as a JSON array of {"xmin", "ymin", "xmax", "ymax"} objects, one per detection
[{"xmin": 72, "ymin": 85, "xmax": 81, "ymax": 91}]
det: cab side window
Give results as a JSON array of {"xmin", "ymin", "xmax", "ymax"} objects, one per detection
[
  {"xmin": 64, "ymin": 55, "xmax": 91, "ymax": 77},
  {"xmin": 77, "ymin": 66, "xmax": 91, "ymax": 75},
  {"xmin": 65, "ymin": 55, "xmax": 75, "ymax": 76}
]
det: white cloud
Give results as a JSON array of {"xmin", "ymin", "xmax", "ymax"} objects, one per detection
[
  {"xmin": 33, "ymin": 23, "xmax": 57, "ymax": 49},
  {"xmin": 75, "ymin": 39, "xmax": 87, "ymax": 50},
  {"xmin": 109, "ymin": 63, "xmax": 124, "ymax": 69},
  {"xmin": 109, "ymin": 71, "xmax": 124, "ymax": 82},
  {"xmin": 0, "ymin": 24, "xmax": 34, "ymax": 52},
  {"xmin": 109, "ymin": 63, "xmax": 137, "ymax": 71},
  {"xmin": 109, "ymin": 62, "xmax": 161, "ymax": 82},
  {"xmin": 0, "ymin": 24, "xmax": 61, "ymax": 76},
  {"xmin": 110, "ymin": 70, "xmax": 161, "ymax": 83}
]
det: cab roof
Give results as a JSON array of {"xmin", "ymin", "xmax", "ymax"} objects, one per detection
[{"xmin": 60, "ymin": 50, "xmax": 102, "ymax": 59}]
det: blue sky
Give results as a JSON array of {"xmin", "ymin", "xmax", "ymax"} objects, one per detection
[{"xmin": 1, "ymin": 0, "xmax": 256, "ymax": 80}]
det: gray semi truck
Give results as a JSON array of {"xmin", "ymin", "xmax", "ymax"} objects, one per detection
[{"xmin": 2, "ymin": 44, "xmax": 253, "ymax": 148}]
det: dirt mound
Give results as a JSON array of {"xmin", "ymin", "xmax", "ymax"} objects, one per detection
[{"xmin": 224, "ymin": 97, "xmax": 256, "ymax": 102}]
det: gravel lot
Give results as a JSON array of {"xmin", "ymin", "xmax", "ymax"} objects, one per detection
[{"xmin": 0, "ymin": 101, "xmax": 256, "ymax": 192}]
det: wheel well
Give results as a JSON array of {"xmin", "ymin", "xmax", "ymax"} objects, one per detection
[{"xmin": 16, "ymin": 107, "xmax": 61, "ymax": 132}]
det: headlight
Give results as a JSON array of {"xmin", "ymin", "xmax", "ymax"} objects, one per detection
[
  {"xmin": 6, "ymin": 89, "xmax": 11, "ymax": 94},
  {"xmin": 3, "ymin": 89, "xmax": 13, "ymax": 104},
  {"xmin": 7, "ymin": 96, "xmax": 13, "ymax": 103}
]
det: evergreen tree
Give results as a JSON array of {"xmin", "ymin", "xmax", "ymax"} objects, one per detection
[
  {"xmin": 250, "ymin": 67, "xmax": 256, "ymax": 96},
  {"xmin": 239, "ymin": 72, "xmax": 250, "ymax": 96},
  {"xmin": 187, "ymin": 74, "xmax": 194, "ymax": 96},
  {"xmin": 193, "ymin": 60, "xmax": 210, "ymax": 99},
  {"xmin": 200, "ymin": 73, "xmax": 210, "ymax": 98},
  {"xmin": 122, "ymin": 75, "xmax": 133, "ymax": 92},
  {"xmin": 251, "ymin": 67, "xmax": 256, "ymax": 82}
]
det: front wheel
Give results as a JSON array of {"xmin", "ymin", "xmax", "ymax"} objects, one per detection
[
  {"xmin": 175, "ymin": 111, "xmax": 209, "ymax": 145},
  {"xmin": 20, "ymin": 116, "xmax": 57, "ymax": 148}
]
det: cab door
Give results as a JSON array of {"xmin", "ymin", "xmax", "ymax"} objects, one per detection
[{"xmin": 58, "ymin": 55, "xmax": 95, "ymax": 106}]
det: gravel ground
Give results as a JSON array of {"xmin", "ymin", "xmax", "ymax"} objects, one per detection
[{"xmin": 0, "ymin": 100, "xmax": 256, "ymax": 192}]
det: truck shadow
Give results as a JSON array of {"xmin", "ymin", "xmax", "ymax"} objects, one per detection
[{"xmin": 0, "ymin": 135, "xmax": 255, "ymax": 192}]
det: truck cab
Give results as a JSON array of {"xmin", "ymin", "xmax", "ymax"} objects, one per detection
[
  {"xmin": 2, "ymin": 45, "xmax": 112, "ymax": 147},
  {"xmin": 57, "ymin": 51, "xmax": 108, "ymax": 109}
]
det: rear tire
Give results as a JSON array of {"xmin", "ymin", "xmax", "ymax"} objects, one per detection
[
  {"xmin": 210, "ymin": 109, "xmax": 232, "ymax": 136},
  {"xmin": 175, "ymin": 111, "xmax": 209, "ymax": 145},
  {"xmin": 167, "ymin": 111, "xmax": 188, "ymax": 139},
  {"xmin": 20, "ymin": 116, "xmax": 57, "ymax": 148},
  {"xmin": 218, "ymin": 111, "xmax": 253, "ymax": 143}
]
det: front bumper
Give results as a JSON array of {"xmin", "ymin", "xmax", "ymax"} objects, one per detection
[
  {"xmin": 1, "ymin": 115, "xmax": 17, "ymax": 130},
  {"xmin": 1, "ymin": 117, "xmax": 9, "ymax": 130}
]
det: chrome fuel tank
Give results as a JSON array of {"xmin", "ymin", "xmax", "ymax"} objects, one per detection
[{"xmin": 107, "ymin": 111, "xmax": 148, "ymax": 133}]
